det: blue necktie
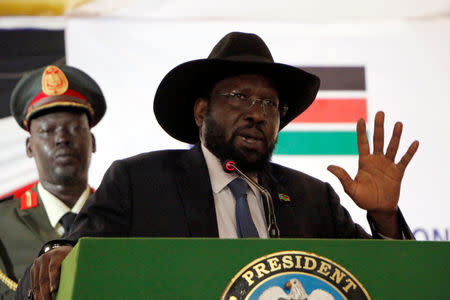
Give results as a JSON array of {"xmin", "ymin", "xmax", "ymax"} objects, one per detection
[{"xmin": 228, "ymin": 178, "xmax": 259, "ymax": 238}]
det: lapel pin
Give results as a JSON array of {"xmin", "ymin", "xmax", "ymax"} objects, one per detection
[{"xmin": 278, "ymin": 193, "xmax": 290, "ymax": 202}]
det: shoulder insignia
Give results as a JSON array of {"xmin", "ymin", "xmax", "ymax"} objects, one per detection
[{"xmin": 20, "ymin": 190, "xmax": 39, "ymax": 210}]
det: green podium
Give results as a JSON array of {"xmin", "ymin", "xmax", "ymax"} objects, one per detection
[{"xmin": 56, "ymin": 238, "xmax": 449, "ymax": 299}]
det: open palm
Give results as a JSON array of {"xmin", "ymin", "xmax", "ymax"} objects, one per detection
[{"xmin": 328, "ymin": 111, "xmax": 419, "ymax": 215}]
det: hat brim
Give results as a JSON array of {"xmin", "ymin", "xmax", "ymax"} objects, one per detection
[{"xmin": 154, "ymin": 59, "xmax": 320, "ymax": 144}]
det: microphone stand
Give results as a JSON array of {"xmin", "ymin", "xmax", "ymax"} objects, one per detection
[{"xmin": 225, "ymin": 161, "xmax": 280, "ymax": 238}]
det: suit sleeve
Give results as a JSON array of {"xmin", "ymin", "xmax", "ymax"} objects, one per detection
[
  {"xmin": 67, "ymin": 159, "xmax": 133, "ymax": 242},
  {"xmin": 14, "ymin": 267, "xmax": 29, "ymax": 300},
  {"xmin": 367, "ymin": 209, "xmax": 415, "ymax": 240}
]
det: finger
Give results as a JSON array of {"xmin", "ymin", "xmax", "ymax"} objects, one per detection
[
  {"xmin": 356, "ymin": 118, "xmax": 370, "ymax": 157},
  {"xmin": 31, "ymin": 261, "xmax": 42, "ymax": 300},
  {"xmin": 48, "ymin": 258, "xmax": 62, "ymax": 293},
  {"xmin": 385, "ymin": 122, "xmax": 403, "ymax": 161},
  {"xmin": 373, "ymin": 111, "xmax": 385, "ymax": 154},
  {"xmin": 397, "ymin": 141, "xmax": 419, "ymax": 173},
  {"xmin": 31, "ymin": 262, "xmax": 37, "ymax": 290},
  {"xmin": 38, "ymin": 257, "xmax": 53, "ymax": 300},
  {"xmin": 327, "ymin": 165, "xmax": 355, "ymax": 196}
]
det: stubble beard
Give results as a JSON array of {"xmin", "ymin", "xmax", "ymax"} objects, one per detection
[
  {"xmin": 203, "ymin": 111, "xmax": 276, "ymax": 173},
  {"xmin": 52, "ymin": 166, "xmax": 85, "ymax": 185}
]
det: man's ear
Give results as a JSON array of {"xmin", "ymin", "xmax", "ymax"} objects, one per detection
[
  {"xmin": 91, "ymin": 133, "xmax": 96, "ymax": 153},
  {"xmin": 194, "ymin": 97, "xmax": 209, "ymax": 127},
  {"xmin": 26, "ymin": 137, "xmax": 33, "ymax": 158}
]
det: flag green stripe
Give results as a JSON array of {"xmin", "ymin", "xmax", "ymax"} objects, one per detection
[{"xmin": 274, "ymin": 131, "xmax": 358, "ymax": 155}]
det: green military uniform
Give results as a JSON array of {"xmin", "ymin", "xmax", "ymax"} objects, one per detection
[
  {"xmin": 0, "ymin": 185, "xmax": 59, "ymax": 299},
  {"xmin": 0, "ymin": 184, "xmax": 93, "ymax": 299}
]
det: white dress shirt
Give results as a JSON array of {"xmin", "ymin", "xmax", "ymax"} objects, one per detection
[
  {"xmin": 37, "ymin": 183, "xmax": 91, "ymax": 236},
  {"xmin": 201, "ymin": 144, "xmax": 268, "ymax": 238}
]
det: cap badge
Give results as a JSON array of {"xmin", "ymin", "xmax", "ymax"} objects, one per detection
[{"xmin": 41, "ymin": 65, "xmax": 69, "ymax": 96}]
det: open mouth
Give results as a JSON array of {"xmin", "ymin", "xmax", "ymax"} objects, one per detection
[
  {"xmin": 236, "ymin": 131, "xmax": 266, "ymax": 149},
  {"xmin": 235, "ymin": 127, "xmax": 266, "ymax": 147},
  {"xmin": 240, "ymin": 135, "xmax": 262, "ymax": 144}
]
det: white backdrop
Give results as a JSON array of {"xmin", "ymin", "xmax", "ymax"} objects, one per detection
[
  {"xmin": 2, "ymin": 18, "xmax": 448, "ymax": 240},
  {"xmin": 64, "ymin": 19, "xmax": 449, "ymax": 240}
]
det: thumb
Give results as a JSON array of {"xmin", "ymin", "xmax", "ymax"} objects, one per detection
[{"xmin": 327, "ymin": 165, "xmax": 354, "ymax": 195}]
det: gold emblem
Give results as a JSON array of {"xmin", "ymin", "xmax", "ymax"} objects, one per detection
[
  {"xmin": 222, "ymin": 250, "xmax": 371, "ymax": 300},
  {"xmin": 41, "ymin": 66, "xmax": 68, "ymax": 96}
]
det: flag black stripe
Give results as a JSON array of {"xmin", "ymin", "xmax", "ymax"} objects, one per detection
[
  {"xmin": 300, "ymin": 66, "xmax": 366, "ymax": 91},
  {"xmin": 0, "ymin": 29, "xmax": 65, "ymax": 119}
]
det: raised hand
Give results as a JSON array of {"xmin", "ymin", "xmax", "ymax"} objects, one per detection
[{"xmin": 327, "ymin": 111, "xmax": 419, "ymax": 235}]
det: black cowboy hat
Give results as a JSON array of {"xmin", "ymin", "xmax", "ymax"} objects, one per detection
[{"xmin": 154, "ymin": 31, "xmax": 320, "ymax": 144}]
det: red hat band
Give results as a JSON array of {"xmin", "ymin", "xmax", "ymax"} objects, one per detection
[{"xmin": 24, "ymin": 89, "xmax": 94, "ymax": 130}]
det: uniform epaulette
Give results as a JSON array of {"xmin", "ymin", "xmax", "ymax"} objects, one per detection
[
  {"xmin": 0, "ymin": 194, "xmax": 14, "ymax": 203},
  {"xmin": 20, "ymin": 189, "xmax": 38, "ymax": 210}
]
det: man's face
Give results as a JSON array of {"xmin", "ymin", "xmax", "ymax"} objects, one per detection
[
  {"xmin": 195, "ymin": 74, "xmax": 280, "ymax": 172},
  {"xmin": 27, "ymin": 110, "xmax": 95, "ymax": 185}
]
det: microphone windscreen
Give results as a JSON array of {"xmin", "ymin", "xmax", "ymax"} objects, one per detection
[{"xmin": 223, "ymin": 160, "xmax": 236, "ymax": 173}]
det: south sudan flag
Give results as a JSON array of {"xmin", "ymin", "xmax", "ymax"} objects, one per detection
[{"xmin": 275, "ymin": 66, "xmax": 366, "ymax": 155}]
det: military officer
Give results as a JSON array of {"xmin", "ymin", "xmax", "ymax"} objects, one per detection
[{"xmin": 0, "ymin": 65, "xmax": 106, "ymax": 299}]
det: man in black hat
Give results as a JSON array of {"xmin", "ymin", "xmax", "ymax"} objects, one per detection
[
  {"xmin": 20, "ymin": 32, "xmax": 418, "ymax": 299},
  {"xmin": 0, "ymin": 65, "xmax": 106, "ymax": 299}
]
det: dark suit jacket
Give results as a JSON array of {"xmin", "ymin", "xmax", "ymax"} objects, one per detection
[
  {"xmin": 67, "ymin": 144, "xmax": 373, "ymax": 241},
  {"xmin": 17, "ymin": 144, "xmax": 415, "ymax": 299}
]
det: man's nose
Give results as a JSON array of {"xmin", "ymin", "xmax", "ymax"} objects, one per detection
[
  {"xmin": 55, "ymin": 128, "xmax": 71, "ymax": 145},
  {"xmin": 244, "ymin": 99, "xmax": 266, "ymax": 123}
]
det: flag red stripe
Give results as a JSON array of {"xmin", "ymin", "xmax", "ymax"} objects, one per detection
[{"xmin": 293, "ymin": 99, "xmax": 367, "ymax": 123}]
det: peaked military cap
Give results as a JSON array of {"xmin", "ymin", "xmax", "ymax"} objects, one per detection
[
  {"xmin": 11, "ymin": 65, "xmax": 106, "ymax": 130},
  {"xmin": 154, "ymin": 31, "xmax": 320, "ymax": 144}
]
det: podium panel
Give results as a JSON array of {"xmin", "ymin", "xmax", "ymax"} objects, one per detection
[{"xmin": 56, "ymin": 238, "xmax": 449, "ymax": 299}]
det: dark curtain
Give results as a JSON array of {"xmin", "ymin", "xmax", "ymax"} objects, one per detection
[{"xmin": 0, "ymin": 29, "xmax": 65, "ymax": 119}]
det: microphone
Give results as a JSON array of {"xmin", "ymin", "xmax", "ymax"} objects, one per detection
[{"xmin": 223, "ymin": 160, "xmax": 280, "ymax": 238}]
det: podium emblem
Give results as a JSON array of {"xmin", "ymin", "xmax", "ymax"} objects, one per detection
[{"xmin": 222, "ymin": 250, "xmax": 370, "ymax": 300}]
